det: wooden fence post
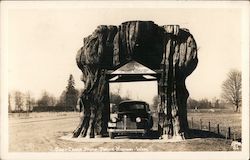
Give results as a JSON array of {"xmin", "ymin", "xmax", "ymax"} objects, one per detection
[
  {"xmin": 208, "ymin": 121, "xmax": 211, "ymax": 132},
  {"xmin": 217, "ymin": 124, "xmax": 220, "ymax": 134},
  {"xmin": 228, "ymin": 127, "xmax": 231, "ymax": 139},
  {"xmin": 200, "ymin": 119, "xmax": 202, "ymax": 130}
]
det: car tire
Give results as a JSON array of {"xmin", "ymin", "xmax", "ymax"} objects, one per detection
[
  {"xmin": 158, "ymin": 124, "xmax": 163, "ymax": 136},
  {"xmin": 109, "ymin": 132, "xmax": 116, "ymax": 139}
]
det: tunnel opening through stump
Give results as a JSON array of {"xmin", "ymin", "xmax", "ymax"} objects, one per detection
[{"xmin": 108, "ymin": 60, "xmax": 160, "ymax": 136}]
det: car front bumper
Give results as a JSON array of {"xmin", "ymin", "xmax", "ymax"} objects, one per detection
[{"xmin": 108, "ymin": 129, "xmax": 146, "ymax": 134}]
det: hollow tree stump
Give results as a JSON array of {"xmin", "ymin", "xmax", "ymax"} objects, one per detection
[{"xmin": 73, "ymin": 21, "xmax": 198, "ymax": 139}]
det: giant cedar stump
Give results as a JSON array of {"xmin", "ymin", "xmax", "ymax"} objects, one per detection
[{"xmin": 73, "ymin": 21, "xmax": 198, "ymax": 139}]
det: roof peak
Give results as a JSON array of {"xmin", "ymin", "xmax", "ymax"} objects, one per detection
[{"xmin": 111, "ymin": 60, "xmax": 156, "ymax": 75}]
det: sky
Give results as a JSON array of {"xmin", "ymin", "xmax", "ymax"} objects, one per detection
[{"xmin": 4, "ymin": 2, "xmax": 243, "ymax": 101}]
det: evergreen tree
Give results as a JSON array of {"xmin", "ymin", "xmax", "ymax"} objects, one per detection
[{"xmin": 65, "ymin": 74, "xmax": 79, "ymax": 111}]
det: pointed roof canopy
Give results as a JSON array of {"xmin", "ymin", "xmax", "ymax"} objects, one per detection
[
  {"xmin": 111, "ymin": 61, "xmax": 156, "ymax": 75},
  {"xmin": 109, "ymin": 61, "xmax": 157, "ymax": 82}
]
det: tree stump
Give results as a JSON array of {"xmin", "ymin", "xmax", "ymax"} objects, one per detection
[{"xmin": 73, "ymin": 21, "xmax": 198, "ymax": 139}]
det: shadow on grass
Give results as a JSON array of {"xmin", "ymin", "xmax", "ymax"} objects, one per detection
[
  {"xmin": 76, "ymin": 129, "xmax": 237, "ymax": 141},
  {"xmin": 106, "ymin": 129, "xmax": 228, "ymax": 140},
  {"xmin": 187, "ymin": 129, "xmax": 225, "ymax": 139}
]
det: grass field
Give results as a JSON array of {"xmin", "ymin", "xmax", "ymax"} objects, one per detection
[{"xmin": 8, "ymin": 110, "xmax": 241, "ymax": 152}]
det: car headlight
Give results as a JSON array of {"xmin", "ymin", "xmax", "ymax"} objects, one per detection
[
  {"xmin": 111, "ymin": 117, "xmax": 117, "ymax": 122},
  {"xmin": 108, "ymin": 122, "xmax": 116, "ymax": 127},
  {"xmin": 136, "ymin": 117, "xmax": 141, "ymax": 123}
]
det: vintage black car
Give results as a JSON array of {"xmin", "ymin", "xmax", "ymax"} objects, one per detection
[{"xmin": 108, "ymin": 100, "xmax": 153, "ymax": 139}]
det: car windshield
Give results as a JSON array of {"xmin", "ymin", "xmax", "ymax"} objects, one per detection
[{"xmin": 118, "ymin": 103, "xmax": 146, "ymax": 112}]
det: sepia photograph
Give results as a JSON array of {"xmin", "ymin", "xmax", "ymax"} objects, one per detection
[{"xmin": 0, "ymin": 1, "xmax": 249, "ymax": 160}]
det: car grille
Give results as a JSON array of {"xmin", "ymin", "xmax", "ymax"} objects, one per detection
[{"xmin": 116, "ymin": 115, "xmax": 146, "ymax": 129}]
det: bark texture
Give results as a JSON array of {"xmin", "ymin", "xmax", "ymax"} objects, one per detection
[{"xmin": 73, "ymin": 21, "xmax": 198, "ymax": 139}]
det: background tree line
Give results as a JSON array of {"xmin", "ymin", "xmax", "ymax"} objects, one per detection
[
  {"xmin": 187, "ymin": 97, "xmax": 222, "ymax": 109},
  {"xmin": 9, "ymin": 69, "xmax": 241, "ymax": 113},
  {"xmin": 8, "ymin": 74, "xmax": 80, "ymax": 113}
]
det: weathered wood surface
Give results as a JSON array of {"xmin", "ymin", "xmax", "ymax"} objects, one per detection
[{"xmin": 73, "ymin": 21, "xmax": 198, "ymax": 139}]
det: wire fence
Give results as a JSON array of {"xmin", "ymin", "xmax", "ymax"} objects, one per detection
[{"xmin": 188, "ymin": 117, "xmax": 241, "ymax": 141}]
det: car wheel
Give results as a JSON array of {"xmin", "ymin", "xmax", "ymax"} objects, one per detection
[
  {"xmin": 148, "ymin": 116, "xmax": 154, "ymax": 129},
  {"xmin": 109, "ymin": 132, "xmax": 116, "ymax": 139},
  {"xmin": 158, "ymin": 124, "xmax": 164, "ymax": 137}
]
